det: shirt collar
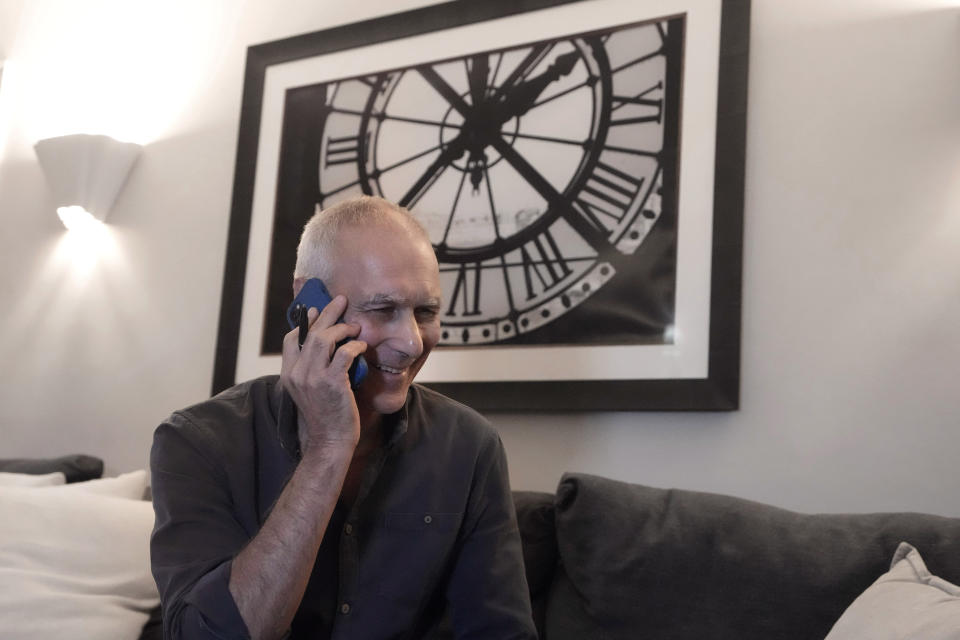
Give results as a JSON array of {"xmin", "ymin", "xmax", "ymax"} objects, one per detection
[{"xmin": 383, "ymin": 400, "xmax": 409, "ymax": 450}]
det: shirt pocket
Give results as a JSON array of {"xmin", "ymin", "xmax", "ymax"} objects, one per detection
[{"xmin": 368, "ymin": 511, "xmax": 463, "ymax": 607}]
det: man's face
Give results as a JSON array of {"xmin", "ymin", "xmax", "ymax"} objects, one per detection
[{"xmin": 326, "ymin": 223, "xmax": 442, "ymax": 417}]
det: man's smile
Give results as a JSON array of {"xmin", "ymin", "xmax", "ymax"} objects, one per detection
[{"xmin": 374, "ymin": 363, "xmax": 405, "ymax": 375}]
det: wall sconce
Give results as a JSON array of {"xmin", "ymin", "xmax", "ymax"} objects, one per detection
[{"xmin": 33, "ymin": 134, "xmax": 141, "ymax": 231}]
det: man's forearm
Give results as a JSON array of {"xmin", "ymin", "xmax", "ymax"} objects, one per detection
[{"xmin": 228, "ymin": 444, "xmax": 353, "ymax": 640}]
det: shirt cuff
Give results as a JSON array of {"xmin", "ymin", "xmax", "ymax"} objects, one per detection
[{"xmin": 181, "ymin": 560, "xmax": 251, "ymax": 639}]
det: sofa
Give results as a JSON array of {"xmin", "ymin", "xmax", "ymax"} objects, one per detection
[
  {"xmin": 514, "ymin": 473, "xmax": 960, "ymax": 640},
  {"xmin": 4, "ymin": 457, "xmax": 960, "ymax": 639}
]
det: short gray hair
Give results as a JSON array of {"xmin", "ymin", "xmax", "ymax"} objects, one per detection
[{"xmin": 293, "ymin": 196, "xmax": 431, "ymax": 281}]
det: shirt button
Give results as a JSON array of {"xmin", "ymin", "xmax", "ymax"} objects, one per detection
[
  {"xmin": 340, "ymin": 603, "xmax": 351, "ymax": 615},
  {"xmin": 344, "ymin": 523, "xmax": 353, "ymax": 535},
  {"xmin": 423, "ymin": 515, "xmax": 433, "ymax": 524}
]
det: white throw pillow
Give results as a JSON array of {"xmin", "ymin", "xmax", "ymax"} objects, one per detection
[
  {"xmin": 0, "ymin": 482, "xmax": 159, "ymax": 640},
  {"xmin": 825, "ymin": 541, "xmax": 960, "ymax": 640},
  {"xmin": 0, "ymin": 471, "xmax": 66, "ymax": 486},
  {"xmin": 44, "ymin": 468, "xmax": 149, "ymax": 499}
]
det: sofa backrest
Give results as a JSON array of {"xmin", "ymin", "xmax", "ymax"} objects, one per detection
[{"xmin": 516, "ymin": 473, "xmax": 960, "ymax": 640}]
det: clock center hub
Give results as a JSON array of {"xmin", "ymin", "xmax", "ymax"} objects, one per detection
[{"xmin": 438, "ymin": 97, "xmax": 521, "ymax": 175}]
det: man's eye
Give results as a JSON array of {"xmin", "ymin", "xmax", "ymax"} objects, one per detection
[{"xmin": 417, "ymin": 308, "xmax": 440, "ymax": 320}]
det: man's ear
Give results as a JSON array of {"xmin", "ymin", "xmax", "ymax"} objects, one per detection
[{"xmin": 292, "ymin": 277, "xmax": 307, "ymax": 298}]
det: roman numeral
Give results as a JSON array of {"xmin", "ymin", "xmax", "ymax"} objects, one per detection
[
  {"xmin": 611, "ymin": 81, "xmax": 664, "ymax": 126},
  {"xmin": 446, "ymin": 262, "xmax": 482, "ymax": 317},
  {"xmin": 324, "ymin": 134, "xmax": 366, "ymax": 167},
  {"xmin": 575, "ymin": 161, "xmax": 645, "ymax": 226},
  {"xmin": 520, "ymin": 230, "xmax": 572, "ymax": 300}
]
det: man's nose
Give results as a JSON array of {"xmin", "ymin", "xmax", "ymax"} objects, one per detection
[{"xmin": 393, "ymin": 310, "xmax": 424, "ymax": 359}]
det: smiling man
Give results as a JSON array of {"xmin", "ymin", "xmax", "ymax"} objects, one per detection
[{"xmin": 150, "ymin": 196, "xmax": 536, "ymax": 640}]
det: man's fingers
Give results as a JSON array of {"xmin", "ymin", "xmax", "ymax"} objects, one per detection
[
  {"xmin": 299, "ymin": 323, "xmax": 361, "ymax": 361},
  {"xmin": 281, "ymin": 325, "xmax": 303, "ymax": 367},
  {"xmin": 330, "ymin": 340, "xmax": 368, "ymax": 374},
  {"xmin": 310, "ymin": 295, "xmax": 347, "ymax": 330}
]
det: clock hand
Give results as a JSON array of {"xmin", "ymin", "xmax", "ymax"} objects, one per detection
[
  {"xmin": 418, "ymin": 53, "xmax": 580, "ymax": 202},
  {"xmin": 467, "ymin": 54, "xmax": 490, "ymax": 106},
  {"xmin": 438, "ymin": 49, "xmax": 578, "ymax": 200},
  {"xmin": 417, "ymin": 65, "xmax": 472, "ymax": 118},
  {"xmin": 496, "ymin": 50, "xmax": 579, "ymax": 121},
  {"xmin": 488, "ymin": 134, "xmax": 611, "ymax": 256},
  {"xmin": 399, "ymin": 129, "xmax": 469, "ymax": 208},
  {"xmin": 419, "ymin": 62, "xmax": 497, "ymax": 198},
  {"xmin": 461, "ymin": 50, "xmax": 581, "ymax": 157},
  {"xmin": 492, "ymin": 44, "xmax": 552, "ymax": 102}
]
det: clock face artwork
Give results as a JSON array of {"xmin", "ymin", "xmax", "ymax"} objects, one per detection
[{"xmin": 260, "ymin": 16, "xmax": 684, "ymax": 354}]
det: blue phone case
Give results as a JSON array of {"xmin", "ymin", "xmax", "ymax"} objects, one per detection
[{"xmin": 286, "ymin": 278, "xmax": 368, "ymax": 389}]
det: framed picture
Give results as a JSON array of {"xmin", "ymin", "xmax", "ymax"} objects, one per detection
[{"xmin": 212, "ymin": 0, "xmax": 749, "ymax": 411}]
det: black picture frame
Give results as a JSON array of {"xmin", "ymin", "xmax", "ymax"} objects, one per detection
[{"xmin": 212, "ymin": 0, "xmax": 749, "ymax": 411}]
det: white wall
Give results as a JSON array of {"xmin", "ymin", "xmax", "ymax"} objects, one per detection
[{"xmin": 1, "ymin": 1, "xmax": 958, "ymax": 516}]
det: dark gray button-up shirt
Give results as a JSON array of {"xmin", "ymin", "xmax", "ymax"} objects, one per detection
[{"xmin": 150, "ymin": 376, "xmax": 535, "ymax": 639}]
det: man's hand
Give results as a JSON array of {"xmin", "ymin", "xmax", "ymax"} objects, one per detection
[
  {"xmin": 279, "ymin": 295, "xmax": 367, "ymax": 455},
  {"xmin": 229, "ymin": 295, "xmax": 366, "ymax": 640}
]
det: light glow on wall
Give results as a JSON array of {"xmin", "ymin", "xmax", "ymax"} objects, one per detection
[
  {"xmin": 13, "ymin": 1, "xmax": 234, "ymax": 145},
  {"xmin": 51, "ymin": 214, "xmax": 116, "ymax": 280},
  {"xmin": 56, "ymin": 205, "xmax": 101, "ymax": 232}
]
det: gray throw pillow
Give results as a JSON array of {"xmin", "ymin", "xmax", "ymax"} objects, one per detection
[{"xmin": 0, "ymin": 454, "xmax": 104, "ymax": 483}]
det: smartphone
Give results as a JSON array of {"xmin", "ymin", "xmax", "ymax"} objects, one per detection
[{"xmin": 286, "ymin": 278, "xmax": 368, "ymax": 389}]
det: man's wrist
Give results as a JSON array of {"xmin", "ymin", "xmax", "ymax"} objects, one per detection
[{"xmin": 299, "ymin": 438, "xmax": 356, "ymax": 465}]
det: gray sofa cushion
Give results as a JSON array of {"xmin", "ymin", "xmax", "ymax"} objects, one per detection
[
  {"xmin": 546, "ymin": 472, "xmax": 960, "ymax": 640},
  {"xmin": 0, "ymin": 454, "xmax": 103, "ymax": 483}
]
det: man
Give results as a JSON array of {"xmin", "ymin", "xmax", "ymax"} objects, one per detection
[{"xmin": 150, "ymin": 196, "xmax": 536, "ymax": 639}]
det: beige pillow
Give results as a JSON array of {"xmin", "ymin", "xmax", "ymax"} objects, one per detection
[
  {"xmin": 0, "ymin": 471, "xmax": 66, "ymax": 486},
  {"xmin": 825, "ymin": 542, "xmax": 960, "ymax": 640},
  {"xmin": 43, "ymin": 468, "xmax": 148, "ymax": 499},
  {"xmin": 0, "ymin": 480, "xmax": 158, "ymax": 640}
]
